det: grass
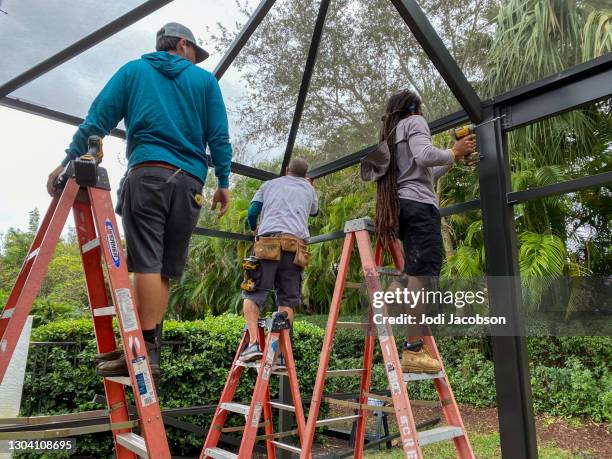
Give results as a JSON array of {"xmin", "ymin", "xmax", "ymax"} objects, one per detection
[{"xmin": 364, "ymin": 431, "xmax": 584, "ymax": 459}]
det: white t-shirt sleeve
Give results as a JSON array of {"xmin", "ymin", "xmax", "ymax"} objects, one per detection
[{"xmin": 310, "ymin": 189, "xmax": 319, "ymax": 216}]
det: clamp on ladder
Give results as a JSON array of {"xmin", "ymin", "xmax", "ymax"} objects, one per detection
[
  {"xmin": 0, "ymin": 137, "xmax": 171, "ymax": 458},
  {"xmin": 299, "ymin": 218, "xmax": 475, "ymax": 458},
  {"xmin": 201, "ymin": 311, "xmax": 306, "ymax": 458}
]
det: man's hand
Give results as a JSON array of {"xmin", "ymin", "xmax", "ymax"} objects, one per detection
[
  {"xmin": 452, "ymin": 134, "xmax": 476, "ymax": 159},
  {"xmin": 46, "ymin": 165, "xmax": 65, "ymax": 197},
  {"xmin": 211, "ymin": 188, "xmax": 230, "ymax": 217},
  {"xmin": 307, "ymin": 177, "xmax": 315, "ymax": 187}
]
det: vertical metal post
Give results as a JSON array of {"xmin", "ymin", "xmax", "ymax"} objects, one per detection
[{"xmin": 476, "ymin": 107, "xmax": 538, "ymax": 458}]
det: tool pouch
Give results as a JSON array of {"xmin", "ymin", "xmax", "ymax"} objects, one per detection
[
  {"xmin": 293, "ymin": 241, "xmax": 310, "ymax": 268},
  {"xmin": 254, "ymin": 236, "xmax": 281, "ymax": 261},
  {"xmin": 280, "ymin": 234, "xmax": 299, "ymax": 253}
]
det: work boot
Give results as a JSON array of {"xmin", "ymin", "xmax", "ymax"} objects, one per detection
[
  {"xmin": 239, "ymin": 342, "xmax": 263, "ymax": 362},
  {"xmin": 96, "ymin": 342, "xmax": 161, "ymax": 378},
  {"xmin": 93, "ymin": 347, "xmax": 123, "ymax": 365},
  {"xmin": 401, "ymin": 344, "xmax": 441, "ymax": 374}
]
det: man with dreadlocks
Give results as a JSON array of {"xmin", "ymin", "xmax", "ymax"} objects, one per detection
[{"xmin": 376, "ymin": 89, "xmax": 475, "ymax": 373}]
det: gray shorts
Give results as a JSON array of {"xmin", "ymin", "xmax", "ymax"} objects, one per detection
[
  {"xmin": 242, "ymin": 250, "xmax": 303, "ymax": 309},
  {"xmin": 119, "ymin": 165, "xmax": 203, "ymax": 279}
]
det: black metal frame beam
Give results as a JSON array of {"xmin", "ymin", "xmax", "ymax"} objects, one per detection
[
  {"xmin": 0, "ymin": 0, "xmax": 175, "ymax": 98},
  {"xmin": 389, "ymin": 0, "xmax": 482, "ymax": 122},
  {"xmin": 0, "ymin": 96, "xmax": 278, "ymax": 181},
  {"xmin": 280, "ymin": 0, "xmax": 331, "ymax": 174},
  {"xmin": 213, "ymin": 0, "xmax": 277, "ymax": 80},
  {"xmin": 499, "ymin": 61, "xmax": 612, "ymax": 130},
  {"xmin": 507, "ymin": 172, "xmax": 612, "ymax": 204},
  {"xmin": 476, "ymin": 108, "xmax": 537, "ymax": 457},
  {"xmin": 308, "ymin": 56, "xmax": 612, "ymax": 179}
]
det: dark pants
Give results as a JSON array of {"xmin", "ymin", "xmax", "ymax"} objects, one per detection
[
  {"xmin": 120, "ymin": 165, "xmax": 203, "ymax": 279},
  {"xmin": 398, "ymin": 198, "xmax": 443, "ymax": 277},
  {"xmin": 241, "ymin": 250, "xmax": 303, "ymax": 309}
]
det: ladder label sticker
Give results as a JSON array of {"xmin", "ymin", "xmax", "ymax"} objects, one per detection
[
  {"xmin": 251, "ymin": 403, "xmax": 262, "ymax": 427},
  {"xmin": 132, "ymin": 356, "xmax": 157, "ymax": 407},
  {"xmin": 104, "ymin": 219, "xmax": 121, "ymax": 268},
  {"xmin": 115, "ymin": 288, "xmax": 138, "ymax": 332},
  {"xmin": 385, "ymin": 362, "xmax": 401, "ymax": 395}
]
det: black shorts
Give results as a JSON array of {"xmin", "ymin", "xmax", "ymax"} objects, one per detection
[
  {"xmin": 241, "ymin": 250, "xmax": 303, "ymax": 309},
  {"xmin": 398, "ymin": 198, "xmax": 443, "ymax": 277},
  {"xmin": 119, "ymin": 165, "xmax": 203, "ymax": 279}
]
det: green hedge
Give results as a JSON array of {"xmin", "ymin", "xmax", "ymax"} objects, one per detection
[{"xmin": 21, "ymin": 316, "xmax": 611, "ymax": 457}]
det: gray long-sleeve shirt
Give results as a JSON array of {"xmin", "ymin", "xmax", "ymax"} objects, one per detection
[{"xmin": 395, "ymin": 115, "xmax": 454, "ymax": 207}]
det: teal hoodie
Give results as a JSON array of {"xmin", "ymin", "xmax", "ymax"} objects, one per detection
[{"xmin": 64, "ymin": 51, "xmax": 232, "ymax": 187}]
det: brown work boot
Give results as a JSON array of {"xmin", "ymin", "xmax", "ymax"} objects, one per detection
[
  {"xmin": 96, "ymin": 342, "xmax": 160, "ymax": 378},
  {"xmin": 93, "ymin": 348, "xmax": 123, "ymax": 365},
  {"xmin": 401, "ymin": 345, "xmax": 442, "ymax": 374}
]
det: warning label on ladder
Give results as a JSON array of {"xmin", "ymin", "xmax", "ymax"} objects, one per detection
[
  {"xmin": 132, "ymin": 356, "xmax": 156, "ymax": 407},
  {"xmin": 115, "ymin": 288, "xmax": 138, "ymax": 332}
]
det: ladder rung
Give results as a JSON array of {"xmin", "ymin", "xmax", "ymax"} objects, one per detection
[
  {"xmin": 268, "ymin": 401, "xmax": 295, "ymax": 412},
  {"xmin": 93, "ymin": 306, "xmax": 115, "ymax": 317},
  {"xmin": 116, "ymin": 432, "xmax": 148, "ymax": 458},
  {"xmin": 106, "ymin": 376, "xmax": 131, "ymax": 386},
  {"xmin": 337, "ymin": 321, "xmax": 369, "ymax": 329},
  {"xmin": 25, "ymin": 247, "xmax": 40, "ymax": 262},
  {"xmin": 271, "ymin": 441, "xmax": 302, "ymax": 454},
  {"xmin": 403, "ymin": 371, "xmax": 445, "ymax": 382},
  {"xmin": 376, "ymin": 266, "xmax": 404, "ymax": 276},
  {"xmin": 327, "ymin": 369, "xmax": 365, "ymax": 377},
  {"xmin": 235, "ymin": 360, "xmax": 287, "ymax": 375},
  {"xmin": 204, "ymin": 447, "xmax": 238, "ymax": 459},
  {"xmin": 316, "ymin": 415, "xmax": 360, "ymax": 427},
  {"xmin": 418, "ymin": 426, "xmax": 464, "ymax": 446},
  {"xmin": 220, "ymin": 402, "xmax": 250, "ymax": 416},
  {"xmin": 1, "ymin": 308, "xmax": 15, "ymax": 319},
  {"xmin": 81, "ymin": 238, "xmax": 100, "ymax": 253}
]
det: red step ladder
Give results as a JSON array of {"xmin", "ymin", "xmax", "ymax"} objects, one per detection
[
  {"xmin": 0, "ymin": 141, "xmax": 171, "ymax": 458},
  {"xmin": 300, "ymin": 218, "xmax": 474, "ymax": 458},
  {"xmin": 201, "ymin": 311, "xmax": 306, "ymax": 458}
]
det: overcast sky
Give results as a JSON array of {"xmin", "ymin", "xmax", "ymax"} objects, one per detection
[{"xmin": 0, "ymin": 0, "xmax": 259, "ymax": 237}]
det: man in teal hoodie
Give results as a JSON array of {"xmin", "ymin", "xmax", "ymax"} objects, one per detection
[{"xmin": 46, "ymin": 23, "xmax": 232, "ymax": 377}]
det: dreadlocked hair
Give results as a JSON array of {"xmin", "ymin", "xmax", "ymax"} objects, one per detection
[{"xmin": 375, "ymin": 90, "xmax": 422, "ymax": 248}]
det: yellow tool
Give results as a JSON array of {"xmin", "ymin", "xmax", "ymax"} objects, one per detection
[
  {"xmin": 450, "ymin": 115, "xmax": 506, "ymax": 140},
  {"xmin": 241, "ymin": 256, "xmax": 260, "ymax": 271},
  {"xmin": 240, "ymin": 278, "xmax": 257, "ymax": 292}
]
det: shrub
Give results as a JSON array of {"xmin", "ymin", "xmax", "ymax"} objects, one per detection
[{"xmin": 21, "ymin": 317, "xmax": 611, "ymax": 457}]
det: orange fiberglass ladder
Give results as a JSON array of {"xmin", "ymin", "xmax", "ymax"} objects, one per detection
[
  {"xmin": 201, "ymin": 311, "xmax": 306, "ymax": 458},
  {"xmin": 0, "ymin": 137, "xmax": 171, "ymax": 458},
  {"xmin": 300, "ymin": 218, "xmax": 475, "ymax": 459}
]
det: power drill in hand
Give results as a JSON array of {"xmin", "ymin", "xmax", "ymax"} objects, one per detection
[{"xmin": 449, "ymin": 115, "xmax": 505, "ymax": 166}]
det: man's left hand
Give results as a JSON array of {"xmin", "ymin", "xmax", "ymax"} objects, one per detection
[{"xmin": 211, "ymin": 188, "xmax": 230, "ymax": 217}]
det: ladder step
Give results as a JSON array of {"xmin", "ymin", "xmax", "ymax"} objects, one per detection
[
  {"xmin": 220, "ymin": 402, "xmax": 250, "ymax": 416},
  {"xmin": 235, "ymin": 359, "xmax": 287, "ymax": 375},
  {"xmin": 327, "ymin": 369, "xmax": 365, "ymax": 377},
  {"xmin": 271, "ymin": 441, "xmax": 302, "ymax": 454},
  {"xmin": 316, "ymin": 414, "xmax": 360, "ymax": 427},
  {"xmin": 269, "ymin": 401, "xmax": 296, "ymax": 412},
  {"xmin": 337, "ymin": 321, "xmax": 369, "ymax": 329},
  {"xmin": 116, "ymin": 432, "xmax": 148, "ymax": 458},
  {"xmin": 204, "ymin": 447, "xmax": 238, "ymax": 459},
  {"xmin": 106, "ymin": 376, "xmax": 131, "ymax": 386},
  {"xmin": 376, "ymin": 267, "xmax": 404, "ymax": 276},
  {"xmin": 93, "ymin": 306, "xmax": 115, "ymax": 317},
  {"xmin": 403, "ymin": 370, "xmax": 445, "ymax": 382},
  {"xmin": 418, "ymin": 426, "xmax": 464, "ymax": 446}
]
